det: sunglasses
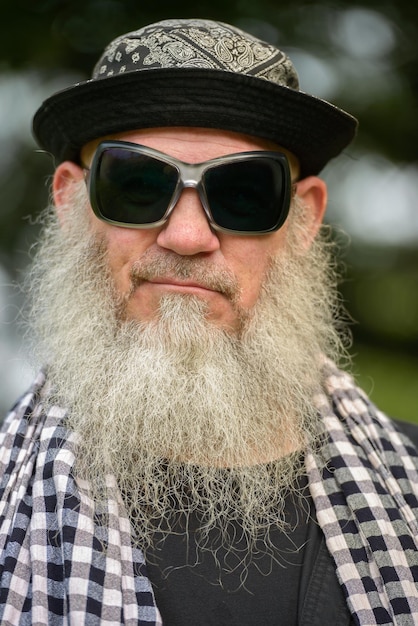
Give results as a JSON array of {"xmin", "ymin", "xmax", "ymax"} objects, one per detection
[{"xmin": 85, "ymin": 140, "xmax": 294, "ymax": 235}]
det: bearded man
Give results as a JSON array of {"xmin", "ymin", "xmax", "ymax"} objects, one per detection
[{"xmin": 1, "ymin": 18, "xmax": 417, "ymax": 626}]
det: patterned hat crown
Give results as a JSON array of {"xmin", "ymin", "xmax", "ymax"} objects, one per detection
[{"xmin": 93, "ymin": 19, "xmax": 300, "ymax": 90}]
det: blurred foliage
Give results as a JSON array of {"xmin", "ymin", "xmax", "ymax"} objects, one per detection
[
  {"xmin": 353, "ymin": 342, "xmax": 418, "ymax": 424},
  {"xmin": 0, "ymin": 0, "xmax": 417, "ymax": 420}
]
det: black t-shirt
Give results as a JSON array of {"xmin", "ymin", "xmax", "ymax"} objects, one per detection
[{"xmin": 145, "ymin": 476, "xmax": 313, "ymax": 626}]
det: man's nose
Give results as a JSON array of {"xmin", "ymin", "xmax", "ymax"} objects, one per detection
[{"xmin": 156, "ymin": 189, "xmax": 221, "ymax": 256}]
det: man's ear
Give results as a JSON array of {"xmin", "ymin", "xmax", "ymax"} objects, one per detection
[
  {"xmin": 294, "ymin": 176, "xmax": 328, "ymax": 249},
  {"xmin": 52, "ymin": 161, "xmax": 85, "ymax": 225}
]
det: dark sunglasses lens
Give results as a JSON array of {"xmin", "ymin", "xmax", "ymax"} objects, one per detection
[
  {"xmin": 94, "ymin": 148, "xmax": 178, "ymax": 225},
  {"xmin": 204, "ymin": 158, "xmax": 288, "ymax": 232}
]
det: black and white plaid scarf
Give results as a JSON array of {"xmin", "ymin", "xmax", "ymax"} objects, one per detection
[{"xmin": 0, "ymin": 365, "xmax": 417, "ymax": 625}]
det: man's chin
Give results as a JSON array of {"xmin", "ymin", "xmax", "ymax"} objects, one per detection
[{"xmin": 123, "ymin": 287, "xmax": 245, "ymax": 335}]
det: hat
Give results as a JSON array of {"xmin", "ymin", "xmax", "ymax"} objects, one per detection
[{"xmin": 32, "ymin": 18, "xmax": 358, "ymax": 177}]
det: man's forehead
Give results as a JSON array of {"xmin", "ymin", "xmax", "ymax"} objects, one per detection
[{"xmin": 80, "ymin": 126, "xmax": 301, "ymax": 177}]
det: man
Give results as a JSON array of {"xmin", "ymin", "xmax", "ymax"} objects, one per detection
[{"xmin": 0, "ymin": 18, "xmax": 417, "ymax": 626}]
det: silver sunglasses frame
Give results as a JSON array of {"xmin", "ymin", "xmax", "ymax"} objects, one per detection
[{"xmin": 84, "ymin": 140, "xmax": 294, "ymax": 235}]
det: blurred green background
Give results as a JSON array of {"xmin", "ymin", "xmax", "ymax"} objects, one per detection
[{"xmin": 0, "ymin": 0, "xmax": 417, "ymax": 421}]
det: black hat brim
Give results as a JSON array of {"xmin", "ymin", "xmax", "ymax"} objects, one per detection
[{"xmin": 32, "ymin": 68, "xmax": 358, "ymax": 178}]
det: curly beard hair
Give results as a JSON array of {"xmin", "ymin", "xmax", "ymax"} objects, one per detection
[{"xmin": 25, "ymin": 182, "xmax": 348, "ymax": 565}]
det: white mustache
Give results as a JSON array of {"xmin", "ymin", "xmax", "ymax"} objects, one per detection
[{"xmin": 129, "ymin": 250, "xmax": 241, "ymax": 301}]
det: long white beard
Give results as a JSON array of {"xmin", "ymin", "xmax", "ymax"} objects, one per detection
[{"xmin": 25, "ymin": 183, "xmax": 347, "ymax": 554}]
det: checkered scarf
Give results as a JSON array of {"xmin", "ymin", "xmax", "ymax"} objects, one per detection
[{"xmin": 0, "ymin": 365, "xmax": 417, "ymax": 625}]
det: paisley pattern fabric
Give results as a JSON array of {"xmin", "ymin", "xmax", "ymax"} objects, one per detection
[{"xmin": 93, "ymin": 19, "xmax": 299, "ymax": 88}]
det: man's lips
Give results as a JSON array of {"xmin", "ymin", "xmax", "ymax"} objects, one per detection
[{"xmin": 140, "ymin": 277, "xmax": 222, "ymax": 294}]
